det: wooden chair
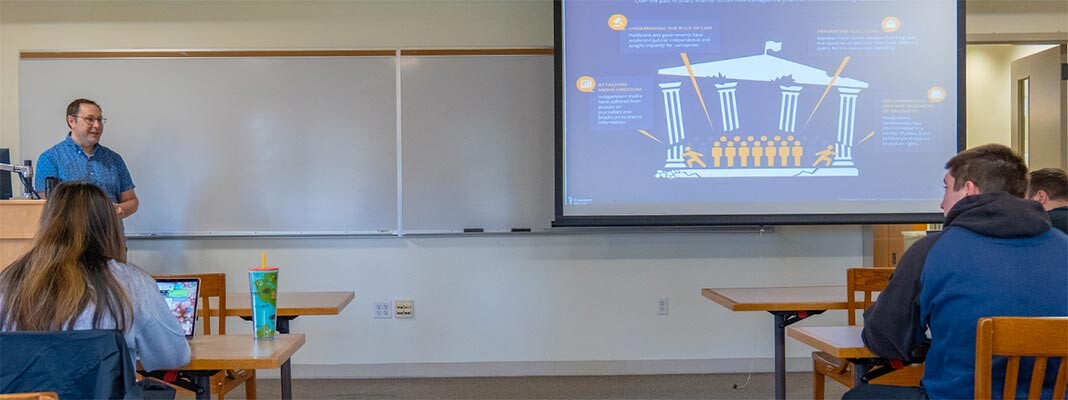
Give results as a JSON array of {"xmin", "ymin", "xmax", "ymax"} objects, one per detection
[
  {"xmin": 155, "ymin": 273, "xmax": 256, "ymax": 400},
  {"xmin": 812, "ymin": 267, "xmax": 924, "ymax": 400},
  {"xmin": 0, "ymin": 393, "xmax": 58, "ymax": 400},
  {"xmin": 975, "ymin": 317, "xmax": 1068, "ymax": 400}
]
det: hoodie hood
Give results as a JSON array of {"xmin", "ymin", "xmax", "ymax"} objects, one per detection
[{"xmin": 944, "ymin": 192, "xmax": 1051, "ymax": 238}]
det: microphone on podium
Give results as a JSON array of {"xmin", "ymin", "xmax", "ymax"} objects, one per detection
[
  {"xmin": 0, "ymin": 162, "xmax": 29, "ymax": 174},
  {"xmin": 0, "ymin": 161, "xmax": 40, "ymax": 199}
]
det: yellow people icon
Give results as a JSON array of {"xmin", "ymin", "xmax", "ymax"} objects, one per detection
[
  {"xmin": 576, "ymin": 76, "xmax": 596, "ymax": 93},
  {"xmin": 608, "ymin": 14, "xmax": 628, "ymax": 31},
  {"xmin": 927, "ymin": 86, "xmax": 947, "ymax": 103},
  {"xmin": 881, "ymin": 17, "xmax": 901, "ymax": 33}
]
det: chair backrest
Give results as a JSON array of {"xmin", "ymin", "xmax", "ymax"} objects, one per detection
[
  {"xmin": 975, "ymin": 317, "xmax": 1068, "ymax": 400},
  {"xmin": 153, "ymin": 273, "xmax": 226, "ymax": 335},
  {"xmin": 846, "ymin": 267, "xmax": 895, "ymax": 325},
  {"xmin": 0, "ymin": 330, "xmax": 135, "ymax": 399}
]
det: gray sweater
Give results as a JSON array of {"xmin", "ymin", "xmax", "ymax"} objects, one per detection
[{"xmin": 1, "ymin": 260, "xmax": 191, "ymax": 372}]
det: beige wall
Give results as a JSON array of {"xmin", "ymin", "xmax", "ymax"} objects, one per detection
[
  {"xmin": 1, "ymin": 1, "xmax": 1065, "ymax": 378},
  {"xmin": 966, "ymin": 44, "xmax": 1059, "ymax": 147},
  {"xmin": 4, "ymin": 1, "xmax": 1067, "ymax": 158},
  {"xmin": 967, "ymin": 0, "xmax": 1068, "ymax": 34},
  {"xmin": 0, "ymin": 0, "xmax": 553, "ymax": 161},
  {"xmin": 0, "ymin": 1, "xmax": 858, "ymax": 376}
]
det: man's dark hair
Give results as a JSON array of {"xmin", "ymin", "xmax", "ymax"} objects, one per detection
[
  {"xmin": 944, "ymin": 144, "xmax": 1028, "ymax": 197},
  {"xmin": 65, "ymin": 98, "xmax": 100, "ymax": 127},
  {"xmin": 1027, "ymin": 168, "xmax": 1068, "ymax": 200}
]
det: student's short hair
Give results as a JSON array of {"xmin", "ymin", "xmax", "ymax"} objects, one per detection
[
  {"xmin": 944, "ymin": 144, "xmax": 1028, "ymax": 197},
  {"xmin": 1027, "ymin": 168, "xmax": 1068, "ymax": 200}
]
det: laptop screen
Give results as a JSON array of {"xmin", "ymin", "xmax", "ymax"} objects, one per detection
[{"xmin": 155, "ymin": 278, "xmax": 200, "ymax": 337}]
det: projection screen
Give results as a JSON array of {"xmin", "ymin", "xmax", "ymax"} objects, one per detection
[{"xmin": 555, "ymin": 0, "xmax": 964, "ymax": 226}]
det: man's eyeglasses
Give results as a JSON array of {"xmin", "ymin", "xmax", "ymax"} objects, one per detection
[{"xmin": 75, "ymin": 115, "xmax": 107, "ymax": 125}]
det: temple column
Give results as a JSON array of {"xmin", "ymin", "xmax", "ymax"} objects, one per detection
[
  {"xmin": 715, "ymin": 82, "xmax": 740, "ymax": 132},
  {"xmin": 833, "ymin": 87, "xmax": 862, "ymax": 166},
  {"xmin": 659, "ymin": 82, "xmax": 686, "ymax": 168},
  {"xmin": 778, "ymin": 85, "xmax": 802, "ymax": 133}
]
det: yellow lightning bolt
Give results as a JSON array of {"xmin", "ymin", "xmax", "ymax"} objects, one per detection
[
  {"xmin": 804, "ymin": 56, "xmax": 851, "ymax": 129},
  {"xmin": 638, "ymin": 129, "xmax": 663, "ymax": 144},
  {"xmin": 857, "ymin": 130, "xmax": 876, "ymax": 145},
  {"xmin": 681, "ymin": 53, "xmax": 716, "ymax": 131}
]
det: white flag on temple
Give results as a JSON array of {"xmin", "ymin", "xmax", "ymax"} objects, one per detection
[{"xmin": 764, "ymin": 41, "xmax": 782, "ymax": 54}]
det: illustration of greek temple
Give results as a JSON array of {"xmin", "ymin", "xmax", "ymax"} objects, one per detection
[{"xmin": 656, "ymin": 43, "xmax": 868, "ymax": 173}]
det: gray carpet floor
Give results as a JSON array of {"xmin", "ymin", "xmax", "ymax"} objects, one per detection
[{"xmin": 204, "ymin": 372, "xmax": 849, "ymax": 400}]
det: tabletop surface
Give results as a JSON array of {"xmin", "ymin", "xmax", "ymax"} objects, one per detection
[
  {"xmin": 787, "ymin": 325, "xmax": 876, "ymax": 359},
  {"xmin": 209, "ymin": 291, "xmax": 355, "ymax": 317},
  {"xmin": 178, "ymin": 333, "xmax": 306, "ymax": 370},
  {"xmin": 702, "ymin": 286, "xmax": 848, "ymax": 312}
]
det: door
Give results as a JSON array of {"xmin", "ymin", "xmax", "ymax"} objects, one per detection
[
  {"xmin": 1011, "ymin": 45, "xmax": 1067, "ymax": 170},
  {"xmin": 873, "ymin": 224, "xmax": 928, "ymax": 268}
]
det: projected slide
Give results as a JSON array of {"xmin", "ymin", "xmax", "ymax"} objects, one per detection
[{"xmin": 560, "ymin": 0, "xmax": 959, "ymax": 221}]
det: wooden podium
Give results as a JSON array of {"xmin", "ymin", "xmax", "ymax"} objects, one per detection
[{"xmin": 0, "ymin": 200, "xmax": 45, "ymax": 268}]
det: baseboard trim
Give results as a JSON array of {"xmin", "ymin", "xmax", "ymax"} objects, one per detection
[{"xmin": 258, "ymin": 357, "xmax": 814, "ymax": 379}]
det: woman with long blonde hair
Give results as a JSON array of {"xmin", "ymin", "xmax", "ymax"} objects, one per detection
[{"xmin": 0, "ymin": 182, "xmax": 188, "ymax": 371}]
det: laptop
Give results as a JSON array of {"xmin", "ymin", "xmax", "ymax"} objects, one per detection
[{"xmin": 155, "ymin": 278, "xmax": 201, "ymax": 338}]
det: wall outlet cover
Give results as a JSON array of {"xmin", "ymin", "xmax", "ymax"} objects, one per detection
[
  {"xmin": 657, "ymin": 298, "xmax": 669, "ymax": 315},
  {"xmin": 373, "ymin": 301, "xmax": 392, "ymax": 319},
  {"xmin": 395, "ymin": 299, "xmax": 414, "ymax": 318}
]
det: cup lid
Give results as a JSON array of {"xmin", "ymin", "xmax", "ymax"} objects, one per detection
[{"xmin": 249, "ymin": 266, "xmax": 279, "ymax": 271}]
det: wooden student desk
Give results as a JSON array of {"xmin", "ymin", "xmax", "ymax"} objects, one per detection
[
  {"xmin": 146, "ymin": 334, "xmax": 305, "ymax": 400},
  {"xmin": 787, "ymin": 325, "xmax": 873, "ymax": 359},
  {"xmin": 787, "ymin": 325, "xmax": 879, "ymax": 387},
  {"xmin": 702, "ymin": 286, "xmax": 848, "ymax": 400},
  {"xmin": 788, "ymin": 325, "xmax": 926, "ymax": 390},
  {"xmin": 209, "ymin": 291, "xmax": 355, "ymax": 333},
  {"xmin": 208, "ymin": 290, "xmax": 352, "ymax": 391}
]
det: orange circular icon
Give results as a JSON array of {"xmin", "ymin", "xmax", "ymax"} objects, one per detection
[
  {"xmin": 608, "ymin": 14, "xmax": 628, "ymax": 31},
  {"xmin": 927, "ymin": 86, "xmax": 947, "ymax": 103},
  {"xmin": 576, "ymin": 76, "xmax": 596, "ymax": 92},
  {"xmin": 881, "ymin": 17, "xmax": 901, "ymax": 33}
]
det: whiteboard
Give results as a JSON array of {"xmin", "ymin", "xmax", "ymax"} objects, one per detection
[
  {"xmin": 400, "ymin": 55, "xmax": 554, "ymax": 232},
  {"xmin": 19, "ymin": 57, "xmax": 398, "ymax": 234}
]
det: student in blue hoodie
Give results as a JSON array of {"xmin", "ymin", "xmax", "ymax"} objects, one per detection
[
  {"xmin": 1027, "ymin": 168, "xmax": 1068, "ymax": 234},
  {"xmin": 845, "ymin": 144, "xmax": 1068, "ymax": 400}
]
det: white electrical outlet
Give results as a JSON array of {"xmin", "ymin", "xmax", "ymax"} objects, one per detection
[
  {"xmin": 373, "ymin": 301, "xmax": 392, "ymax": 319},
  {"xmin": 657, "ymin": 297, "xmax": 669, "ymax": 315},
  {"xmin": 395, "ymin": 299, "xmax": 414, "ymax": 318}
]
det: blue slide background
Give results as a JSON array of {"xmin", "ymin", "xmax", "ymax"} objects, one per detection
[{"xmin": 562, "ymin": 0, "xmax": 958, "ymax": 215}]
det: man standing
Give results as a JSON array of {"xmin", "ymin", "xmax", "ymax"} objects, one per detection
[
  {"xmin": 847, "ymin": 144, "xmax": 1068, "ymax": 399},
  {"xmin": 35, "ymin": 98, "xmax": 138, "ymax": 218},
  {"xmin": 1027, "ymin": 167, "xmax": 1068, "ymax": 234}
]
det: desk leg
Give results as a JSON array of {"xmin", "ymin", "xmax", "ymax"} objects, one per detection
[
  {"xmin": 854, "ymin": 363, "xmax": 870, "ymax": 387},
  {"xmin": 277, "ymin": 316, "xmax": 295, "ymax": 334},
  {"xmin": 769, "ymin": 310, "xmax": 826, "ymax": 400},
  {"xmin": 772, "ymin": 313, "xmax": 787, "ymax": 400},
  {"xmin": 239, "ymin": 316, "xmax": 296, "ymax": 334},
  {"xmin": 281, "ymin": 359, "xmax": 293, "ymax": 400},
  {"xmin": 195, "ymin": 374, "xmax": 212, "ymax": 400},
  {"xmin": 276, "ymin": 317, "xmax": 296, "ymax": 399}
]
